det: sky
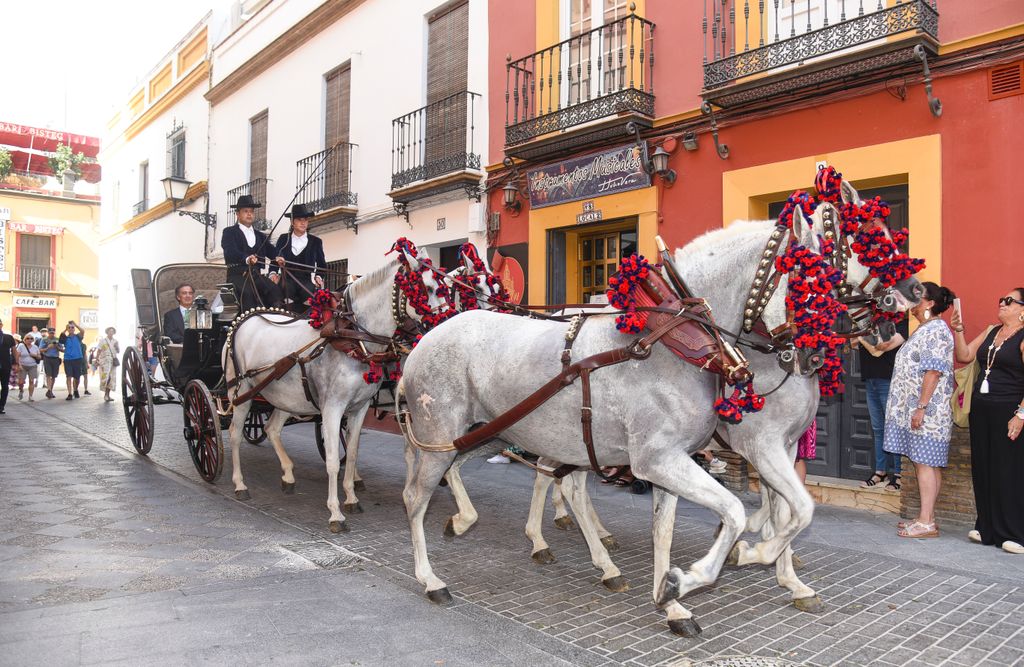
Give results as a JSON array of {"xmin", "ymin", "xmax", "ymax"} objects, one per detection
[{"xmin": 1, "ymin": 0, "xmax": 221, "ymax": 138}]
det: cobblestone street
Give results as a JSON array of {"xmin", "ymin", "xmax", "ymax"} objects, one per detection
[{"xmin": 2, "ymin": 391, "xmax": 1024, "ymax": 666}]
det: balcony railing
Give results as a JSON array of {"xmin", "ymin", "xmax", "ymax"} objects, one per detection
[
  {"xmin": 702, "ymin": 0, "xmax": 939, "ymax": 105},
  {"xmin": 391, "ymin": 91, "xmax": 481, "ymax": 191},
  {"xmin": 132, "ymin": 199, "xmax": 148, "ymax": 216},
  {"xmin": 226, "ymin": 177, "xmax": 269, "ymax": 230},
  {"xmin": 18, "ymin": 265, "xmax": 53, "ymax": 291},
  {"xmin": 505, "ymin": 13, "xmax": 655, "ymax": 150},
  {"xmin": 296, "ymin": 143, "xmax": 357, "ymax": 213}
]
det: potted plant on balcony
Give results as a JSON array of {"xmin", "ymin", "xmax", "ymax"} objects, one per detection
[
  {"xmin": 47, "ymin": 142, "xmax": 86, "ymax": 191},
  {"xmin": 0, "ymin": 147, "xmax": 12, "ymax": 181}
]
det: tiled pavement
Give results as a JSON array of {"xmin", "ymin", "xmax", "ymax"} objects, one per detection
[{"xmin": 3, "ymin": 390, "xmax": 1024, "ymax": 666}]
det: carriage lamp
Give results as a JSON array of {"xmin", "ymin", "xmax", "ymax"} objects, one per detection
[
  {"xmin": 502, "ymin": 181, "xmax": 522, "ymax": 213},
  {"xmin": 651, "ymin": 146, "xmax": 677, "ymax": 185},
  {"xmin": 189, "ymin": 295, "xmax": 213, "ymax": 330}
]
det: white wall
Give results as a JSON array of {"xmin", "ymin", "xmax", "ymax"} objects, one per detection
[{"xmin": 208, "ymin": 0, "xmax": 489, "ymax": 273}]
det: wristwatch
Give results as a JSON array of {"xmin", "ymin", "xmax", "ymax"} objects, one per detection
[{"xmin": 916, "ymin": 403, "xmax": 929, "ymax": 411}]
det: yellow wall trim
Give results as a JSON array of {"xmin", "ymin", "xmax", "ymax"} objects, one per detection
[
  {"xmin": 527, "ymin": 186, "xmax": 659, "ymax": 305},
  {"xmin": 721, "ymin": 134, "xmax": 942, "ymax": 288},
  {"xmin": 128, "ymin": 89, "xmax": 145, "ymax": 118},
  {"xmin": 149, "ymin": 62, "xmax": 173, "ymax": 102},
  {"xmin": 939, "ymin": 22, "xmax": 1024, "ymax": 56},
  {"xmin": 121, "ymin": 181, "xmax": 208, "ymax": 233},
  {"xmin": 178, "ymin": 27, "xmax": 208, "ymax": 73},
  {"xmin": 125, "ymin": 61, "xmax": 209, "ymax": 142}
]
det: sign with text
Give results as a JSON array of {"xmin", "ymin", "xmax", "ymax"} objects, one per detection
[
  {"xmin": 79, "ymin": 309, "xmax": 99, "ymax": 329},
  {"xmin": 0, "ymin": 221, "xmax": 6, "ymax": 272},
  {"xmin": 576, "ymin": 201, "xmax": 603, "ymax": 225},
  {"xmin": 13, "ymin": 296, "xmax": 57, "ymax": 309},
  {"xmin": 8, "ymin": 221, "xmax": 64, "ymax": 235},
  {"xmin": 527, "ymin": 144, "xmax": 651, "ymax": 209}
]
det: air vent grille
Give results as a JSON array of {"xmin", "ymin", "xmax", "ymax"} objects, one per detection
[{"xmin": 989, "ymin": 62, "xmax": 1023, "ymax": 101}]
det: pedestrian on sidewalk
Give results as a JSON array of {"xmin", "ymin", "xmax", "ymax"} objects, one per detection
[
  {"xmin": 856, "ymin": 319, "xmax": 909, "ymax": 492},
  {"xmin": 59, "ymin": 321, "xmax": 86, "ymax": 400},
  {"xmin": 0, "ymin": 318, "xmax": 17, "ymax": 415},
  {"xmin": 15, "ymin": 333, "xmax": 42, "ymax": 402},
  {"xmin": 881, "ymin": 282, "xmax": 956, "ymax": 539},
  {"xmin": 96, "ymin": 328, "xmax": 120, "ymax": 402},
  {"xmin": 39, "ymin": 327, "xmax": 62, "ymax": 399},
  {"xmin": 795, "ymin": 420, "xmax": 817, "ymax": 484},
  {"xmin": 952, "ymin": 287, "xmax": 1024, "ymax": 555}
]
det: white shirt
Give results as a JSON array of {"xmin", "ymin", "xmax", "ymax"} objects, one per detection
[
  {"xmin": 290, "ymin": 233, "xmax": 308, "ymax": 255},
  {"xmin": 239, "ymin": 223, "xmax": 257, "ymax": 248}
]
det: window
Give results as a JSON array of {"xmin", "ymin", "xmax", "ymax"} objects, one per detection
[
  {"xmin": 135, "ymin": 161, "xmax": 149, "ymax": 215},
  {"xmin": 323, "ymin": 258, "xmax": 349, "ymax": 292},
  {"xmin": 425, "ymin": 1, "xmax": 469, "ymax": 171},
  {"xmin": 250, "ymin": 110, "xmax": 268, "ymax": 182},
  {"xmin": 564, "ymin": 0, "xmax": 629, "ymax": 102},
  {"xmin": 325, "ymin": 64, "xmax": 351, "ymax": 194},
  {"xmin": 17, "ymin": 234, "xmax": 52, "ymax": 291},
  {"xmin": 166, "ymin": 124, "xmax": 186, "ymax": 179}
]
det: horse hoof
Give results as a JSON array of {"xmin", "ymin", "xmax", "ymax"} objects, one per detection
[
  {"xmin": 531, "ymin": 548, "xmax": 556, "ymax": 565},
  {"xmin": 656, "ymin": 570, "xmax": 682, "ymax": 607},
  {"xmin": 328, "ymin": 520, "xmax": 349, "ymax": 534},
  {"xmin": 343, "ymin": 502, "xmax": 363, "ymax": 514},
  {"xmin": 667, "ymin": 617, "xmax": 702, "ymax": 637},
  {"xmin": 602, "ymin": 575, "xmax": 630, "ymax": 593},
  {"xmin": 726, "ymin": 544, "xmax": 741, "ymax": 566},
  {"xmin": 426, "ymin": 587, "xmax": 453, "ymax": 605},
  {"xmin": 281, "ymin": 481, "xmax": 295, "ymax": 494},
  {"xmin": 553, "ymin": 516, "xmax": 575, "ymax": 530},
  {"xmin": 793, "ymin": 595, "xmax": 824, "ymax": 613},
  {"xmin": 791, "ymin": 553, "xmax": 804, "ymax": 570},
  {"xmin": 354, "ymin": 480, "xmax": 365, "ymax": 491},
  {"xmin": 235, "ymin": 489, "xmax": 251, "ymax": 501},
  {"xmin": 600, "ymin": 535, "xmax": 620, "ymax": 551}
]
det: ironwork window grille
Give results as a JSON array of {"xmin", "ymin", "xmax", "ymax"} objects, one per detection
[
  {"xmin": 323, "ymin": 258, "xmax": 349, "ymax": 292},
  {"xmin": 297, "ymin": 143, "xmax": 358, "ymax": 213},
  {"xmin": 226, "ymin": 178, "xmax": 269, "ymax": 229},
  {"xmin": 17, "ymin": 234, "xmax": 52, "ymax": 291},
  {"xmin": 166, "ymin": 124, "xmax": 186, "ymax": 179},
  {"xmin": 391, "ymin": 91, "xmax": 481, "ymax": 190}
]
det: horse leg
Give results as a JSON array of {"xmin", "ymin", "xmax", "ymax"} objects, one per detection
[
  {"xmin": 404, "ymin": 449, "xmax": 456, "ymax": 601},
  {"xmin": 730, "ymin": 444, "xmax": 814, "ymax": 571},
  {"xmin": 321, "ymin": 401, "xmax": 348, "ymax": 533},
  {"xmin": 746, "ymin": 485, "xmax": 771, "ymax": 534},
  {"xmin": 341, "ymin": 401, "xmax": 370, "ymax": 515},
  {"xmin": 640, "ymin": 453, "xmax": 746, "ymax": 606},
  {"xmin": 442, "ymin": 456, "xmax": 479, "ymax": 537},
  {"xmin": 228, "ymin": 401, "xmax": 251, "ymax": 500},
  {"xmin": 560, "ymin": 471, "xmax": 627, "ymax": 592},
  {"xmin": 763, "ymin": 482, "xmax": 821, "ymax": 611},
  {"xmin": 263, "ymin": 410, "xmax": 296, "ymax": 493},
  {"xmin": 550, "ymin": 478, "xmax": 575, "ymax": 530},
  {"xmin": 651, "ymin": 487, "xmax": 701, "ymax": 637},
  {"xmin": 526, "ymin": 472, "xmax": 557, "ymax": 563}
]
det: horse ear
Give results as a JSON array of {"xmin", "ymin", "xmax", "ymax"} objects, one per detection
[
  {"xmin": 401, "ymin": 249, "xmax": 421, "ymax": 272},
  {"xmin": 461, "ymin": 252, "xmax": 475, "ymax": 273},
  {"xmin": 840, "ymin": 179, "xmax": 861, "ymax": 205},
  {"xmin": 792, "ymin": 206, "xmax": 819, "ymax": 251}
]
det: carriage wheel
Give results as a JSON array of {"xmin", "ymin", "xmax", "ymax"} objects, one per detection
[
  {"xmin": 182, "ymin": 379, "xmax": 224, "ymax": 483},
  {"xmin": 314, "ymin": 417, "xmax": 348, "ymax": 464},
  {"xmin": 243, "ymin": 408, "xmax": 268, "ymax": 445},
  {"xmin": 121, "ymin": 347, "xmax": 154, "ymax": 455}
]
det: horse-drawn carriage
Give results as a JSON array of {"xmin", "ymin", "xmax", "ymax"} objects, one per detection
[{"xmin": 120, "ymin": 262, "xmax": 344, "ymax": 482}]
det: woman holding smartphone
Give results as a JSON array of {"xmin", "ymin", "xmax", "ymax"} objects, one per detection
[{"xmin": 952, "ymin": 288, "xmax": 1024, "ymax": 554}]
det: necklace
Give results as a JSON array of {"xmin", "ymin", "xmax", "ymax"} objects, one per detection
[{"xmin": 981, "ymin": 323, "xmax": 1024, "ymax": 394}]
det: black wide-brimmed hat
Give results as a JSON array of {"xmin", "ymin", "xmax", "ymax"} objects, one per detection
[
  {"xmin": 284, "ymin": 203, "xmax": 315, "ymax": 219},
  {"xmin": 230, "ymin": 194, "xmax": 262, "ymax": 209}
]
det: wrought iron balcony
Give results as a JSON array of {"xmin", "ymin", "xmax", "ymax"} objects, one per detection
[
  {"xmin": 132, "ymin": 199, "xmax": 148, "ymax": 216},
  {"xmin": 391, "ymin": 91, "xmax": 481, "ymax": 193},
  {"xmin": 296, "ymin": 143, "xmax": 357, "ymax": 214},
  {"xmin": 702, "ymin": 0, "xmax": 939, "ymax": 109},
  {"xmin": 17, "ymin": 264, "xmax": 53, "ymax": 291},
  {"xmin": 226, "ymin": 177, "xmax": 269, "ymax": 230},
  {"xmin": 505, "ymin": 12, "xmax": 655, "ymax": 159}
]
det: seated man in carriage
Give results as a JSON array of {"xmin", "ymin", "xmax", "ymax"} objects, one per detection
[
  {"xmin": 221, "ymin": 194, "xmax": 284, "ymax": 312},
  {"xmin": 162, "ymin": 283, "xmax": 193, "ymax": 345}
]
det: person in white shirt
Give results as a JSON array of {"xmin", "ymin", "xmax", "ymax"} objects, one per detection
[
  {"xmin": 273, "ymin": 204, "xmax": 327, "ymax": 313},
  {"xmin": 15, "ymin": 333, "xmax": 42, "ymax": 401}
]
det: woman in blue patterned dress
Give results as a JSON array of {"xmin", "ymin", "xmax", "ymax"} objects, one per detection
[{"xmin": 881, "ymin": 282, "xmax": 957, "ymax": 538}]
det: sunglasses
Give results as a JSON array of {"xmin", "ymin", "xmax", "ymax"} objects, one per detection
[{"xmin": 998, "ymin": 296, "xmax": 1024, "ymax": 307}]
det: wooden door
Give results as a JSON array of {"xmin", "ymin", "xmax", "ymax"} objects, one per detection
[{"xmin": 577, "ymin": 227, "xmax": 637, "ymax": 303}]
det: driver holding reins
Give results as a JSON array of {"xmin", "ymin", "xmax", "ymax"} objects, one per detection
[{"xmin": 221, "ymin": 194, "xmax": 284, "ymax": 312}]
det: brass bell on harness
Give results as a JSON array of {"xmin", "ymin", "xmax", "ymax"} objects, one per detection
[{"xmin": 744, "ymin": 308, "xmax": 754, "ymax": 317}]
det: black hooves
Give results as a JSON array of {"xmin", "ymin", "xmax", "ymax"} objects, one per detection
[
  {"xmin": 600, "ymin": 535, "xmax": 620, "ymax": 551},
  {"xmin": 328, "ymin": 520, "xmax": 349, "ymax": 534},
  {"xmin": 531, "ymin": 548, "xmax": 556, "ymax": 565},
  {"xmin": 553, "ymin": 516, "xmax": 575, "ymax": 530},
  {"xmin": 426, "ymin": 587, "xmax": 453, "ymax": 605},
  {"xmin": 602, "ymin": 575, "xmax": 630, "ymax": 592},
  {"xmin": 343, "ymin": 502, "xmax": 363, "ymax": 514},
  {"xmin": 281, "ymin": 481, "xmax": 295, "ymax": 494},
  {"xmin": 667, "ymin": 617, "xmax": 702, "ymax": 637},
  {"xmin": 235, "ymin": 489, "xmax": 251, "ymax": 501},
  {"xmin": 793, "ymin": 595, "xmax": 824, "ymax": 613}
]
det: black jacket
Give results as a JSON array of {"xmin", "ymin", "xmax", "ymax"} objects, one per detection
[
  {"xmin": 162, "ymin": 307, "xmax": 186, "ymax": 344},
  {"xmin": 273, "ymin": 233, "xmax": 326, "ymax": 287},
  {"xmin": 221, "ymin": 225, "xmax": 277, "ymax": 276},
  {"xmin": 0, "ymin": 332, "xmax": 14, "ymax": 370}
]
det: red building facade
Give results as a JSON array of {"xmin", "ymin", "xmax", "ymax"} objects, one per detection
[{"xmin": 485, "ymin": 0, "xmax": 1024, "ymax": 482}]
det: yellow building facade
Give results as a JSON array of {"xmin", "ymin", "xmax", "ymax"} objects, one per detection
[{"xmin": 0, "ymin": 190, "xmax": 101, "ymax": 341}]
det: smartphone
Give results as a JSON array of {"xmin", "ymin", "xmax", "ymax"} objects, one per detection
[{"xmin": 953, "ymin": 298, "xmax": 962, "ymax": 318}]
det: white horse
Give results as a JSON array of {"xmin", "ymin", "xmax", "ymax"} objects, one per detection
[
  {"xmin": 396, "ymin": 183, "xmax": 921, "ymax": 635},
  {"xmin": 223, "ymin": 250, "xmax": 451, "ymax": 532}
]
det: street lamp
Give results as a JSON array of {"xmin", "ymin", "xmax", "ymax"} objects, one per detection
[
  {"xmin": 502, "ymin": 181, "xmax": 522, "ymax": 213},
  {"xmin": 160, "ymin": 175, "xmax": 217, "ymax": 228},
  {"xmin": 650, "ymin": 146, "xmax": 677, "ymax": 185}
]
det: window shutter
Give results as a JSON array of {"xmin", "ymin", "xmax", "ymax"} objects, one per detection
[
  {"xmin": 427, "ymin": 2, "xmax": 469, "ymax": 104},
  {"xmin": 325, "ymin": 65, "xmax": 351, "ymax": 194},
  {"xmin": 250, "ymin": 111, "xmax": 269, "ymax": 181}
]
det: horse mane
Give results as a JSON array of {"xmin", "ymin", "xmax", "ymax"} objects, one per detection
[
  {"xmin": 676, "ymin": 220, "xmax": 771, "ymax": 260},
  {"xmin": 344, "ymin": 257, "xmax": 399, "ymax": 303}
]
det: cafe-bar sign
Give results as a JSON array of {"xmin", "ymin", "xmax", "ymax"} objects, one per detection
[{"xmin": 527, "ymin": 144, "xmax": 651, "ymax": 209}]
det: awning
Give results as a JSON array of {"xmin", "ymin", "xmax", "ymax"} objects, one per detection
[{"xmin": 0, "ymin": 121, "xmax": 100, "ymax": 157}]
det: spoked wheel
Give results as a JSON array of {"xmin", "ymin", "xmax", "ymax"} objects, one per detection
[
  {"xmin": 243, "ymin": 408, "xmax": 268, "ymax": 445},
  {"xmin": 182, "ymin": 379, "xmax": 224, "ymax": 483},
  {"xmin": 121, "ymin": 347, "xmax": 154, "ymax": 455},
  {"xmin": 314, "ymin": 417, "xmax": 348, "ymax": 464}
]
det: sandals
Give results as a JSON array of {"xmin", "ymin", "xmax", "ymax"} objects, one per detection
[
  {"xmin": 885, "ymin": 475, "xmax": 902, "ymax": 492},
  {"xmin": 897, "ymin": 521, "xmax": 940, "ymax": 538},
  {"xmin": 860, "ymin": 472, "xmax": 888, "ymax": 488}
]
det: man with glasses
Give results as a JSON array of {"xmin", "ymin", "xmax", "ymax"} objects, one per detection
[{"xmin": 0, "ymin": 318, "xmax": 17, "ymax": 414}]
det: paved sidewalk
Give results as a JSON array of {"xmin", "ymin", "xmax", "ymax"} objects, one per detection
[{"xmin": 3, "ymin": 392, "xmax": 1024, "ymax": 666}]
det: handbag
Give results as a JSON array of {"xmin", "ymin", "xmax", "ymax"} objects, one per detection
[{"xmin": 950, "ymin": 324, "xmax": 995, "ymax": 427}]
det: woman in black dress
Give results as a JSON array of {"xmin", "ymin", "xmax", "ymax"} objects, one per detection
[
  {"xmin": 274, "ymin": 204, "xmax": 327, "ymax": 314},
  {"xmin": 952, "ymin": 287, "xmax": 1024, "ymax": 554}
]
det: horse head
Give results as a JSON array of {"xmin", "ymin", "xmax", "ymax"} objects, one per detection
[{"xmin": 392, "ymin": 240, "xmax": 457, "ymax": 333}]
